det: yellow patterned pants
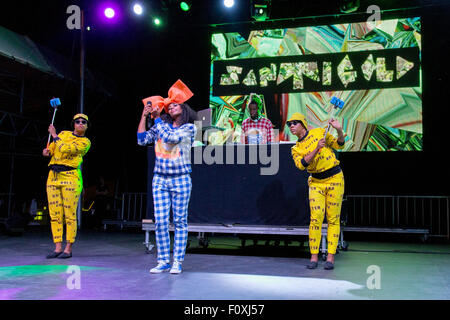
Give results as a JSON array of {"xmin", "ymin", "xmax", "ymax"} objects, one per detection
[
  {"xmin": 308, "ymin": 171, "xmax": 344, "ymax": 255},
  {"xmin": 46, "ymin": 170, "xmax": 82, "ymax": 243}
]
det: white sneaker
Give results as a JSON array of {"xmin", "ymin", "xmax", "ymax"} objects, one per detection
[
  {"xmin": 150, "ymin": 262, "xmax": 170, "ymax": 274},
  {"xmin": 170, "ymin": 261, "xmax": 182, "ymax": 274}
]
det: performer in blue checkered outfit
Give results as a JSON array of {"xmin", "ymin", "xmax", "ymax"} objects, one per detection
[{"xmin": 137, "ymin": 101, "xmax": 197, "ymax": 274}]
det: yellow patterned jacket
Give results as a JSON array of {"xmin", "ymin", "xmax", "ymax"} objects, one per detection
[
  {"xmin": 291, "ymin": 128, "xmax": 344, "ymax": 174},
  {"xmin": 48, "ymin": 131, "xmax": 91, "ymax": 169}
]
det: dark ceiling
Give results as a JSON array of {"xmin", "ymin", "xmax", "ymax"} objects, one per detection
[{"xmin": 0, "ymin": 1, "xmax": 441, "ymax": 61}]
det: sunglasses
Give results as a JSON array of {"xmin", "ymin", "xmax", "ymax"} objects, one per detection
[
  {"xmin": 75, "ymin": 119, "xmax": 87, "ymax": 125},
  {"xmin": 286, "ymin": 120, "xmax": 301, "ymax": 127}
]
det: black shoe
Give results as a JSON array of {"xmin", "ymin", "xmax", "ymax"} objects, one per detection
[
  {"xmin": 58, "ymin": 252, "xmax": 72, "ymax": 259},
  {"xmin": 307, "ymin": 261, "xmax": 318, "ymax": 269},
  {"xmin": 46, "ymin": 251, "xmax": 63, "ymax": 259},
  {"xmin": 324, "ymin": 261, "xmax": 334, "ymax": 270}
]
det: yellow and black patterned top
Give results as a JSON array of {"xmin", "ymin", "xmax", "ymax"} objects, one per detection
[
  {"xmin": 291, "ymin": 128, "xmax": 344, "ymax": 174},
  {"xmin": 48, "ymin": 131, "xmax": 91, "ymax": 169}
]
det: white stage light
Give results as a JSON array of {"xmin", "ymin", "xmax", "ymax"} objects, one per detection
[
  {"xmin": 133, "ymin": 3, "xmax": 143, "ymax": 15},
  {"xmin": 224, "ymin": 0, "xmax": 235, "ymax": 8}
]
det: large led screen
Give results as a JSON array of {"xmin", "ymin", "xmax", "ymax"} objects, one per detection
[{"xmin": 209, "ymin": 17, "xmax": 422, "ymax": 151}]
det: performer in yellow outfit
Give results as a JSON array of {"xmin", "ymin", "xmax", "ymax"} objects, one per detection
[
  {"xmin": 43, "ymin": 113, "xmax": 91, "ymax": 259},
  {"xmin": 288, "ymin": 113, "xmax": 345, "ymax": 270}
]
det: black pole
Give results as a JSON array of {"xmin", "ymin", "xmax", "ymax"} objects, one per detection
[
  {"xmin": 80, "ymin": 10, "xmax": 85, "ymax": 115},
  {"xmin": 7, "ymin": 136, "xmax": 15, "ymax": 218},
  {"xmin": 77, "ymin": 10, "xmax": 85, "ymax": 228}
]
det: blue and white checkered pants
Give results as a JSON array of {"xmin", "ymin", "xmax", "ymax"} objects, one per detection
[{"xmin": 152, "ymin": 173, "xmax": 192, "ymax": 264}]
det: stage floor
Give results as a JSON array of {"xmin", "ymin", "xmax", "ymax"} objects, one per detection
[{"xmin": 1, "ymin": 229, "xmax": 450, "ymax": 300}]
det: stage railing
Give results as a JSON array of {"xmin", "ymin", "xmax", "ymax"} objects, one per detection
[
  {"xmin": 0, "ymin": 193, "xmax": 14, "ymax": 219},
  {"xmin": 104, "ymin": 193, "xmax": 449, "ymax": 239},
  {"xmin": 345, "ymin": 195, "xmax": 449, "ymax": 239}
]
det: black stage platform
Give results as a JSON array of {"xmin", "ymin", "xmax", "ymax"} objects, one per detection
[{"xmin": 146, "ymin": 144, "xmax": 311, "ymax": 226}]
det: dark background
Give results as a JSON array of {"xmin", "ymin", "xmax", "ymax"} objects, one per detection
[{"xmin": 0, "ymin": 0, "xmax": 449, "ymax": 209}]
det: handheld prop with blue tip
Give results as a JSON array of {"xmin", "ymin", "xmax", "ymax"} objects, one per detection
[{"xmin": 324, "ymin": 96, "xmax": 344, "ymax": 139}]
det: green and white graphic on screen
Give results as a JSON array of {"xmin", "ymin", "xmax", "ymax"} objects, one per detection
[{"xmin": 209, "ymin": 17, "xmax": 422, "ymax": 151}]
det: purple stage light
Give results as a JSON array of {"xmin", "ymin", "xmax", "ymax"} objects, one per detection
[{"xmin": 98, "ymin": 3, "xmax": 121, "ymax": 23}]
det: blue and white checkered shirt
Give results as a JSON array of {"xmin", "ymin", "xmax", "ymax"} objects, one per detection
[{"xmin": 137, "ymin": 118, "xmax": 197, "ymax": 176}]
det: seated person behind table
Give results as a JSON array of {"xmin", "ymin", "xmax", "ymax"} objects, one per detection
[{"xmin": 240, "ymin": 100, "xmax": 274, "ymax": 144}]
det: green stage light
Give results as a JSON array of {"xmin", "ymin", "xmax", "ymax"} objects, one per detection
[
  {"xmin": 0, "ymin": 265, "xmax": 104, "ymax": 278},
  {"xmin": 180, "ymin": 1, "xmax": 191, "ymax": 11},
  {"xmin": 340, "ymin": 0, "xmax": 360, "ymax": 13},
  {"xmin": 251, "ymin": 0, "xmax": 271, "ymax": 22}
]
